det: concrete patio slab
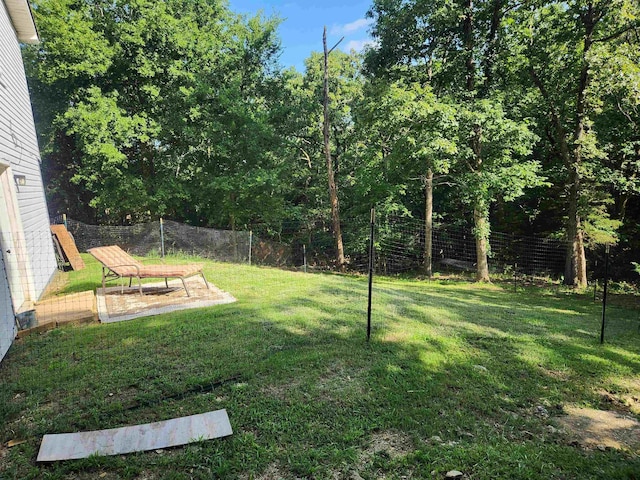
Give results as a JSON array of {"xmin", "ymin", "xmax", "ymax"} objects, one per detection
[{"xmin": 96, "ymin": 277, "xmax": 236, "ymax": 323}]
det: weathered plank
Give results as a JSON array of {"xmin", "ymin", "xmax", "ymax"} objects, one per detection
[
  {"xmin": 50, "ymin": 224, "xmax": 85, "ymax": 271},
  {"xmin": 37, "ymin": 409, "xmax": 232, "ymax": 461}
]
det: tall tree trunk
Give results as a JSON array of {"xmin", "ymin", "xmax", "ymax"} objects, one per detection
[
  {"xmin": 564, "ymin": 210, "xmax": 587, "ymax": 287},
  {"xmin": 323, "ymin": 26, "xmax": 345, "ymax": 269},
  {"xmin": 564, "ymin": 17, "xmax": 594, "ymax": 288},
  {"xmin": 530, "ymin": 65, "xmax": 585, "ymax": 286},
  {"xmin": 474, "ymin": 206, "xmax": 491, "ymax": 282},
  {"xmin": 463, "ymin": 0, "xmax": 490, "ymax": 282},
  {"xmin": 564, "ymin": 153, "xmax": 588, "ymax": 287},
  {"xmin": 566, "ymin": 160, "xmax": 588, "ymax": 286},
  {"xmin": 424, "ymin": 168, "xmax": 433, "ymax": 277},
  {"xmin": 619, "ymin": 193, "xmax": 629, "ymax": 222},
  {"xmin": 564, "ymin": 170, "xmax": 586, "ymax": 286},
  {"xmin": 576, "ymin": 231, "xmax": 587, "ymax": 285},
  {"xmin": 470, "ymin": 122, "xmax": 490, "ymax": 282}
]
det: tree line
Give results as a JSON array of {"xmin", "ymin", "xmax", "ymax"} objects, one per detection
[{"xmin": 24, "ymin": 0, "xmax": 640, "ymax": 285}]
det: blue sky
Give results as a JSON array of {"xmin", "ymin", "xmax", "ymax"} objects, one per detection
[{"xmin": 228, "ymin": 0, "xmax": 375, "ymax": 72}]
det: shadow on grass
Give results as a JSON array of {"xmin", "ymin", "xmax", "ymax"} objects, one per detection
[{"xmin": 1, "ymin": 270, "xmax": 639, "ymax": 479}]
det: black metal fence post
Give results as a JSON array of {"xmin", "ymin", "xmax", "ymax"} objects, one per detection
[
  {"xmin": 303, "ymin": 244, "xmax": 307, "ymax": 273},
  {"xmin": 592, "ymin": 259, "xmax": 598, "ymax": 302},
  {"xmin": 600, "ymin": 245, "xmax": 610, "ymax": 344},
  {"xmin": 160, "ymin": 218, "xmax": 165, "ymax": 258},
  {"xmin": 367, "ymin": 207, "xmax": 375, "ymax": 342}
]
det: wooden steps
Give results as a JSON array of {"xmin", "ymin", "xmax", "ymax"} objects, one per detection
[{"xmin": 17, "ymin": 291, "xmax": 97, "ymax": 338}]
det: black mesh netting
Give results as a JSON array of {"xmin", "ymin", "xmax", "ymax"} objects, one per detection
[
  {"xmin": 63, "ymin": 218, "xmax": 292, "ymax": 266},
  {"xmin": 376, "ymin": 217, "xmax": 566, "ymax": 277}
]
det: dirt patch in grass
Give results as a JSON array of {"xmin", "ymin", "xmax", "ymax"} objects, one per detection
[
  {"xmin": 0, "ymin": 445, "xmax": 8, "ymax": 463},
  {"xmin": 557, "ymin": 406, "xmax": 640, "ymax": 452},
  {"xmin": 130, "ymin": 473, "xmax": 159, "ymax": 480},
  {"xmin": 5, "ymin": 411, "xmax": 37, "ymax": 436},
  {"xmin": 341, "ymin": 431, "xmax": 415, "ymax": 480},
  {"xmin": 105, "ymin": 385, "xmax": 140, "ymax": 407},
  {"xmin": 381, "ymin": 330, "xmax": 411, "ymax": 343},
  {"xmin": 365, "ymin": 431, "xmax": 414, "ymax": 458},
  {"xmin": 540, "ymin": 367, "xmax": 571, "ymax": 382},
  {"xmin": 605, "ymin": 380, "xmax": 640, "ymax": 416},
  {"xmin": 327, "ymin": 431, "xmax": 415, "ymax": 480},
  {"xmin": 70, "ymin": 472, "xmax": 127, "ymax": 480},
  {"xmin": 621, "ymin": 394, "xmax": 640, "ymax": 416}
]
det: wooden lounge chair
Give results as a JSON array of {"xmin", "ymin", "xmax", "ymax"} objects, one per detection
[{"xmin": 87, "ymin": 245, "xmax": 209, "ymax": 297}]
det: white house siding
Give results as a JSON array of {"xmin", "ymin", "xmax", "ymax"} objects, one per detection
[
  {"xmin": 0, "ymin": 0, "xmax": 56, "ymax": 300},
  {"xmin": 0, "ymin": 250, "xmax": 15, "ymax": 360}
]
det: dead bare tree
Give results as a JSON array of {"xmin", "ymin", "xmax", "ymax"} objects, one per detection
[{"xmin": 323, "ymin": 26, "xmax": 345, "ymax": 268}]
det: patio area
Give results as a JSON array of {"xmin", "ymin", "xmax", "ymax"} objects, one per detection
[
  {"xmin": 16, "ymin": 274, "xmax": 235, "ymax": 337},
  {"xmin": 96, "ymin": 276, "xmax": 236, "ymax": 323}
]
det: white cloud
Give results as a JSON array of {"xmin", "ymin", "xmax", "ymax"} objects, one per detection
[
  {"xmin": 343, "ymin": 38, "xmax": 378, "ymax": 52},
  {"xmin": 331, "ymin": 18, "xmax": 372, "ymax": 36}
]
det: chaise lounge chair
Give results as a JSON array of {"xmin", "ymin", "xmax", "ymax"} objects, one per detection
[{"xmin": 87, "ymin": 245, "xmax": 209, "ymax": 297}]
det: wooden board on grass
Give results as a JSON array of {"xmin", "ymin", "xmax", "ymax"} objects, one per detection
[
  {"xmin": 37, "ymin": 409, "xmax": 232, "ymax": 461},
  {"xmin": 50, "ymin": 224, "xmax": 85, "ymax": 270}
]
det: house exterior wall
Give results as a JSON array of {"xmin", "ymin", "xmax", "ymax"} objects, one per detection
[
  {"xmin": 0, "ymin": 0, "xmax": 56, "ymax": 360},
  {"xmin": 0, "ymin": 248, "xmax": 14, "ymax": 360},
  {"xmin": 0, "ymin": 0, "xmax": 56, "ymax": 299}
]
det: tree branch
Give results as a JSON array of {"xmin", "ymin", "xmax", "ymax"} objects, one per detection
[
  {"xmin": 327, "ymin": 37, "xmax": 345, "ymax": 54},
  {"xmin": 593, "ymin": 22, "xmax": 640, "ymax": 43},
  {"xmin": 617, "ymin": 101, "xmax": 638, "ymax": 127},
  {"xmin": 299, "ymin": 147, "xmax": 312, "ymax": 168}
]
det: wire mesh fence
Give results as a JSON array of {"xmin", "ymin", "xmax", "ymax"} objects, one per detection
[
  {"xmin": 65, "ymin": 218, "xmax": 253, "ymax": 264},
  {"xmin": 53, "ymin": 215, "xmax": 573, "ymax": 279},
  {"xmin": 1, "ymin": 213, "xmax": 638, "ymax": 366},
  {"xmin": 2, "ymin": 210, "xmax": 640, "ymax": 478},
  {"xmin": 5, "ymin": 215, "xmax": 621, "ymax": 296},
  {"xmin": 2, "ymin": 215, "xmax": 636, "ymax": 325},
  {"xmin": 375, "ymin": 216, "xmax": 567, "ymax": 279},
  {"xmin": 60, "ymin": 217, "xmax": 339, "ymax": 270}
]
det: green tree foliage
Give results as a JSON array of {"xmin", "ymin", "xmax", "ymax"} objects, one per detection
[
  {"xmin": 367, "ymin": 0, "xmax": 543, "ymax": 281},
  {"xmin": 355, "ymin": 81, "xmax": 458, "ymax": 202},
  {"xmin": 509, "ymin": 0, "xmax": 640, "ymax": 285},
  {"xmin": 22, "ymin": 0, "xmax": 640, "ymax": 281},
  {"xmin": 26, "ymin": 0, "xmax": 288, "ymax": 226},
  {"xmin": 354, "ymin": 80, "xmax": 458, "ymax": 274}
]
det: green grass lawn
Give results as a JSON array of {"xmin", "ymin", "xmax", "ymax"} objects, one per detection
[{"xmin": 1, "ymin": 255, "xmax": 639, "ymax": 479}]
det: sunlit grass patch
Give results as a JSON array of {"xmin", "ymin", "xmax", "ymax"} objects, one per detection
[{"xmin": 1, "ymin": 256, "xmax": 639, "ymax": 479}]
